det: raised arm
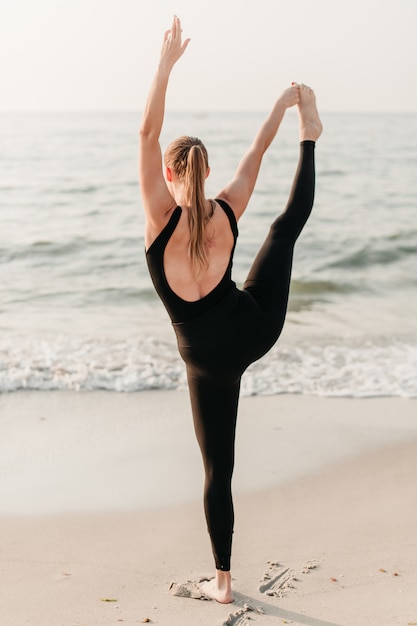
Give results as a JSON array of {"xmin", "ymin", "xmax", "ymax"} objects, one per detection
[
  {"xmin": 139, "ymin": 16, "xmax": 190, "ymax": 231},
  {"xmin": 218, "ymin": 85, "xmax": 300, "ymax": 221}
]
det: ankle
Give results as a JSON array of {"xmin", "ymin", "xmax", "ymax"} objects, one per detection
[{"xmin": 216, "ymin": 569, "xmax": 231, "ymax": 586}]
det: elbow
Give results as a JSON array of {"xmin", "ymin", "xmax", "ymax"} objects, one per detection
[
  {"xmin": 139, "ymin": 125, "xmax": 153, "ymax": 140},
  {"xmin": 139, "ymin": 115, "xmax": 157, "ymax": 140},
  {"xmin": 139, "ymin": 126, "xmax": 160, "ymax": 149}
]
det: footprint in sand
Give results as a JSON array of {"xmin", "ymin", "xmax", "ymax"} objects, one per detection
[
  {"xmin": 169, "ymin": 580, "xmax": 212, "ymax": 601},
  {"xmin": 258, "ymin": 561, "xmax": 297, "ymax": 598},
  {"xmin": 222, "ymin": 607, "xmax": 252, "ymax": 626},
  {"xmin": 222, "ymin": 604, "xmax": 264, "ymax": 626}
]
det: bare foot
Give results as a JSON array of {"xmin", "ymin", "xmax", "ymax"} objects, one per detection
[
  {"xmin": 297, "ymin": 84, "xmax": 323, "ymax": 141},
  {"xmin": 199, "ymin": 570, "xmax": 234, "ymax": 604}
]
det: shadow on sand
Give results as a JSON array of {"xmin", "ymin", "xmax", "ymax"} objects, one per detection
[{"xmin": 222, "ymin": 591, "xmax": 343, "ymax": 626}]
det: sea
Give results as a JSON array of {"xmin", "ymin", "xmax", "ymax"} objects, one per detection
[{"xmin": 1, "ymin": 110, "xmax": 416, "ymax": 397}]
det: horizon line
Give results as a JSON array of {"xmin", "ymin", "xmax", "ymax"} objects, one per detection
[{"xmin": 1, "ymin": 108, "xmax": 416, "ymax": 115}]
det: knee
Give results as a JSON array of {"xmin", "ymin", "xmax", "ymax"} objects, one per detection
[
  {"xmin": 270, "ymin": 215, "xmax": 296, "ymax": 242},
  {"xmin": 204, "ymin": 460, "xmax": 234, "ymax": 488}
]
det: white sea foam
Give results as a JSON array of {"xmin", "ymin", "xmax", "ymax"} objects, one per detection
[
  {"xmin": 1, "ymin": 335, "xmax": 416, "ymax": 398},
  {"xmin": 0, "ymin": 335, "xmax": 185, "ymax": 393},
  {"xmin": 241, "ymin": 341, "xmax": 417, "ymax": 398}
]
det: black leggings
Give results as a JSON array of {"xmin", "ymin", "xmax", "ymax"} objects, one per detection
[{"xmin": 174, "ymin": 141, "xmax": 316, "ymax": 570}]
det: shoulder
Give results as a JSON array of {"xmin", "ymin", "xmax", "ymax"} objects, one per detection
[
  {"xmin": 215, "ymin": 197, "xmax": 238, "ymax": 237},
  {"xmin": 216, "ymin": 194, "xmax": 240, "ymax": 223},
  {"xmin": 145, "ymin": 203, "xmax": 180, "ymax": 250}
]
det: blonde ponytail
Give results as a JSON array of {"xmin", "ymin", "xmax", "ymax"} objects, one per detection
[{"xmin": 164, "ymin": 136, "xmax": 211, "ymax": 278}]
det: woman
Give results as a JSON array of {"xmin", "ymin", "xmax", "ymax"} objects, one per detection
[{"xmin": 139, "ymin": 16, "xmax": 322, "ymax": 604}]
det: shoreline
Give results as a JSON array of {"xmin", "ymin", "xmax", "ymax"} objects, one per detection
[{"xmin": 1, "ymin": 391, "xmax": 416, "ymax": 625}]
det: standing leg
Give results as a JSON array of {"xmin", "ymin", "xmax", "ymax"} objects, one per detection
[{"xmin": 186, "ymin": 368, "xmax": 240, "ymax": 603}]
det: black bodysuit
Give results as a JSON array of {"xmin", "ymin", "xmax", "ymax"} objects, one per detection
[{"xmin": 146, "ymin": 141, "xmax": 316, "ymax": 571}]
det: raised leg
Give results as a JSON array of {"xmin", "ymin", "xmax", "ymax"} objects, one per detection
[{"xmin": 243, "ymin": 84, "xmax": 322, "ymax": 318}]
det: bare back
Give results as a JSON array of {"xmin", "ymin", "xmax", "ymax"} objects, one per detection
[{"xmin": 161, "ymin": 201, "xmax": 235, "ymax": 302}]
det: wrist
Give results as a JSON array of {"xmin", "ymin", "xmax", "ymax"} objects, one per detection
[
  {"xmin": 157, "ymin": 59, "xmax": 173, "ymax": 78},
  {"xmin": 274, "ymin": 96, "xmax": 289, "ymax": 112}
]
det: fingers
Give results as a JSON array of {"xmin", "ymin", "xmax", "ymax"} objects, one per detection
[
  {"xmin": 159, "ymin": 16, "xmax": 190, "ymax": 67},
  {"xmin": 162, "ymin": 16, "xmax": 180, "ymax": 44},
  {"xmin": 164, "ymin": 15, "xmax": 189, "ymax": 48},
  {"xmin": 282, "ymin": 83, "xmax": 300, "ymax": 107},
  {"xmin": 171, "ymin": 15, "xmax": 182, "ymax": 41},
  {"xmin": 171, "ymin": 15, "xmax": 179, "ymax": 39},
  {"xmin": 181, "ymin": 37, "xmax": 191, "ymax": 54}
]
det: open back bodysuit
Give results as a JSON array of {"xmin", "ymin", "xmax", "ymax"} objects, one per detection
[{"xmin": 146, "ymin": 140, "xmax": 316, "ymax": 571}]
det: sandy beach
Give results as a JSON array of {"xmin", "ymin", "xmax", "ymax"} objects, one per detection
[{"xmin": 1, "ymin": 391, "xmax": 416, "ymax": 626}]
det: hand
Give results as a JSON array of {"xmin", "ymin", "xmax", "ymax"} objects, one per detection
[
  {"xmin": 160, "ymin": 16, "xmax": 190, "ymax": 71},
  {"xmin": 278, "ymin": 83, "xmax": 300, "ymax": 109}
]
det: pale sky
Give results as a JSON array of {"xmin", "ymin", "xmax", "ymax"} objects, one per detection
[{"xmin": 1, "ymin": 0, "xmax": 416, "ymax": 112}]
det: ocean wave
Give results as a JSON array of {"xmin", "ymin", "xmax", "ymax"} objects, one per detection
[
  {"xmin": 41, "ymin": 185, "xmax": 100, "ymax": 195},
  {"xmin": 241, "ymin": 342, "xmax": 417, "ymax": 398},
  {"xmin": 387, "ymin": 229, "xmax": 417, "ymax": 242},
  {"xmin": 0, "ymin": 236, "xmax": 141, "ymax": 264},
  {"xmin": 323, "ymin": 232, "xmax": 417, "ymax": 271},
  {"xmin": 319, "ymin": 169, "xmax": 346, "ymax": 177},
  {"xmin": 1, "ymin": 335, "xmax": 416, "ymax": 398},
  {"xmin": 2, "ymin": 286, "xmax": 148, "ymax": 307},
  {"xmin": 290, "ymin": 279, "xmax": 352, "ymax": 295},
  {"xmin": 287, "ymin": 278, "xmax": 356, "ymax": 311},
  {"xmin": 0, "ymin": 336, "xmax": 184, "ymax": 393}
]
